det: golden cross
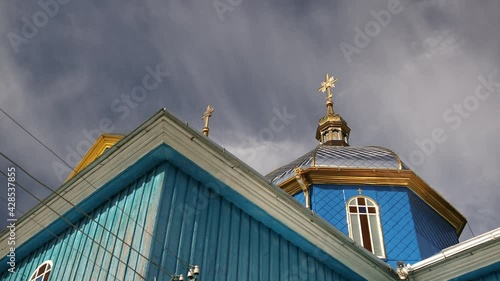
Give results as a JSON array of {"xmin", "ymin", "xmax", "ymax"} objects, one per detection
[
  {"xmin": 201, "ymin": 105, "xmax": 215, "ymax": 137},
  {"xmin": 318, "ymin": 73, "xmax": 338, "ymax": 115},
  {"xmin": 318, "ymin": 73, "xmax": 338, "ymax": 101}
]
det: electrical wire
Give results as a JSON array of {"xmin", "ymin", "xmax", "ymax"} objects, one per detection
[
  {"xmin": 0, "ymin": 169, "xmax": 167, "ymax": 280},
  {"xmin": 0, "ymin": 107, "xmax": 194, "ymax": 270},
  {"xmin": 0, "ymin": 196, "xmax": 125, "ymax": 281},
  {"xmin": 0, "ymin": 150, "xmax": 192, "ymax": 273}
]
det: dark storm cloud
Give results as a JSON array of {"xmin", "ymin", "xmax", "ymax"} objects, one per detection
[{"xmin": 0, "ymin": 0, "xmax": 499, "ymax": 239}]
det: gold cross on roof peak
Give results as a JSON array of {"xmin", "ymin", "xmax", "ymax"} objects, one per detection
[
  {"xmin": 202, "ymin": 105, "xmax": 214, "ymax": 121},
  {"xmin": 201, "ymin": 105, "xmax": 215, "ymax": 137},
  {"xmin": 318, "ymin": 73, "xmax": 338, "ymax": 115},
  {"xmin": 318, "ymin": 73, "xmax": 338, "ymax": 100}
]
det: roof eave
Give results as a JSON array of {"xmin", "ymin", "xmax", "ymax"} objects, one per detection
[
  {"xmin": 409, "ymin": 227, "xmax": 500, "ymax": 280},
  {"xmin": 0, "ymin": 108, "xmax": 399, "ymax": 281},
  {"xmin": 276, "ymin": 167, "xmax": 467, "ymax": 235}
]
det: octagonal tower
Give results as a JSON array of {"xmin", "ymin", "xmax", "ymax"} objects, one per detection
[{"xmin": 266, "ymin": 74, "xmax": 466, "ymax": 267}]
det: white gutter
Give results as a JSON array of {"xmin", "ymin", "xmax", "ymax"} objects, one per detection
[
  {"xmin": 409, "ymin": 227, "xmax": 500, "ymax": 280},
  {"xmin": 1, "ymin": 109, "xmax": 400, "ymax": 280},
  {"xmin": 411, "ymin": 227, "xmax": 500, "ymax": 270}
]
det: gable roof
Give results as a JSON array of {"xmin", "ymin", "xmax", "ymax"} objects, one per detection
[
  {"xmin": 65, "ymin": 133, "xmax": 124, "ymax": 181},
  {"xmin": 0, "ymin": 109, "xmax": 399, "ymax": 280}
]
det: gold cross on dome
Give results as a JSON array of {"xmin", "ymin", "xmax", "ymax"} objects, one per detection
[
  {"xmin": 201, "ymin": 105, "xmax": 215, "ymax": 137},
  {"xmin": 318, "ymin": 73, "xmax": 338, "ymax": 101}
]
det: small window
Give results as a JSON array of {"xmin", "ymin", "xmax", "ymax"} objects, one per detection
[
  {"xmin": 347, "ymin": 196, "xmax": 385, "ymax": 258},
  {"xmin": 332, "ymin": 129, "xmax": 340, "ymax": 140},
  {"xmin": 29, "ymin": 260, "xmax": 53, "ymax": 281}
]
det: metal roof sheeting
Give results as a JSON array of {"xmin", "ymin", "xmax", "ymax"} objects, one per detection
[{"xmin": 266, "ymin": 145, "xmax": 408, "ymax": 185}]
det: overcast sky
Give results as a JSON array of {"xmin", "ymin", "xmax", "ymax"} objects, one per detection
[{"xmin": 0, "ymin": 1, "xmax": 499, "ymax": 241}]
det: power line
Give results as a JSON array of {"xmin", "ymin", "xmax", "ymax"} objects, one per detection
[
  {"xmin": 0, "ymin": 170, "xmax": 153, "ymax": 279},
  {"xmin": 1, "ymin": 150, "xmax": 192, "ymax": 271},
  {"xmin": 0, "ymin": 107, "xmax": 195, "ymax": 270},
  {"xmin": 0, "ymin": 108, "xmax": 63, "ymax": 168},
  {"xmin": 0, "ymin": 196, "xmax": 124, "ymax": 281},
  {"xmin": 0, "ymin": 169, "xmax": 167, "ymax": 280}
]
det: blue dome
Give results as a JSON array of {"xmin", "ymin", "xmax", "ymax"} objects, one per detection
[{"xmin": 266, "ymin": 145, "xmax": 408, "ymax": 185}]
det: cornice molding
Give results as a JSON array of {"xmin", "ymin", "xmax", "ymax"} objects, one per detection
[
  {"xmin": 277, "ymin": 167, "xmax": 467, "ymax": 235},
  {"xmin": 0, "ymin": 110, "xmax": 399, "ymax": 281},
  {"xmin": 65, "ymin": 134, "xmax": 124, "ymax": 181}
]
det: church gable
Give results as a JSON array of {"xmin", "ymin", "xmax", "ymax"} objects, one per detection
[
  {"xmin": 0, "ymin": 109, "xmax": 399, "ymax": 281},
  {"xmin": 65, "ymin": 133, "xmax": 124, "ymax": 182},
  {"xmin": 148, "ymin": 162, "xmax": 353, "ymax": 280},
  {"xmin": 1, "ymin": 73, "xmax": 498, "ymax": 281},
  {"xmin": 0, "ymin": 164, "xmax": 165, "ymax": 280}
]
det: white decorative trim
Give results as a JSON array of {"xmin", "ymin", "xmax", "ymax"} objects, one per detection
[
  {"xmin": 410, "ymin": 228, "xmax": 500, "ymax": 280},
  {"xmin": 29, "ymin": 260, "xmax": 53, "ymax": 281},
  {"xmin": 346, "ymin": 196, "xmax": 386, "ymax": 259},
  {"xmin": 0, "ymin": 110, "xmax": 399, "ymax": 281}
]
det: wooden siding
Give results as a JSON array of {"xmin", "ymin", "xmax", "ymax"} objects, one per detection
[
  {"xmin": 2, "ymin": 160, "xmax": 359, "ymax": 281},
  {"xmin": 147, "ymin": 163, "xmax": 351, "ymax": 281},
  {"xmin": 0, "ymin": 164, "xmax": 165, "ymax": 281}
]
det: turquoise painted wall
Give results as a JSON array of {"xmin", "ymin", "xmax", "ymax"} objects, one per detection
[
  {"xmin": 0, "ymin": 164, "xmax": 166, "ymax": 281},
  {"xmin": 147, "ymin": 163, "xmax": 352, "ymax": 281},
  {"xmin": 1, "ymin": 157, "xmax": 359, "ymax": 281},
  {"xmin": 293, "ymin": 184, "xmax": 459, "ymax": 268}
]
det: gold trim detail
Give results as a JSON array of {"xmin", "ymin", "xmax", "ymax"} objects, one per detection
[
  {"xmin": 65, "ymin": 134, "xmax": 124, "ymax": 182},
  {"xmin": 315, "ymin": 73, "xmax": 351, "ymax": 146},
  {"xmin": 294, "ymin": 167, "xmax": 312, "ymax": 209},
  {"xmin": 279, "ymin": 167, "xmax": 467, "ymax": 235},
  {"xmin": 311, "ymin": 145, "xmax": 321, "ymax": 167}
]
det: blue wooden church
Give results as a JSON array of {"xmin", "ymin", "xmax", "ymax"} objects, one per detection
[{"xmin": 1, "ymin": 74, "xmax": 499, "ymax": 280}]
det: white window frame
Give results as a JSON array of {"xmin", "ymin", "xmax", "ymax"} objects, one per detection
[
  {"xmin": 28, "ymin": 260, "xmax": 53, "ymax": 281},
  {"xmin": 346, "ymin": 196, "xmax": 386, "ymax": 258}
]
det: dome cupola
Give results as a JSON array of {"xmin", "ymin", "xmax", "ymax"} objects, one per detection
[
  {"xmin": 316, "ymin": 74, "xmax": 351, "ymax": 146},
  {"xmin": 265, "ymin": 73, "xmax": 466, "ymax": 267}
]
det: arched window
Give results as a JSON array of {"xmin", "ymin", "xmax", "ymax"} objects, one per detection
[
  {"xmin": 347, "ymin": 196, "xmax": 385, "ymax": 258},
  {"xmin": 29, "ymin": 260, "xmax": 53, "ymax": 281}
]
